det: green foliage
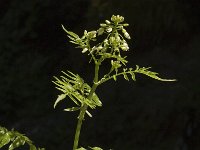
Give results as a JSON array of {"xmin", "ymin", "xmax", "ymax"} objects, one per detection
[
  {"xmin": 0, "ymin": 126, "xmax": 44, "ymax": 150},
  {"xmin": 53, "ymin": 15, "xmax": 175, "ymax": 150},
  {"xmin": 53, "ymin": 71, "xmax": 102, "ymax": 117},
  {"xmin": 60, "ymin": 15, "xmax": 175, "ymax": 85}
]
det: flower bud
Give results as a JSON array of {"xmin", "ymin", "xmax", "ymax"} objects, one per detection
[
  {"xmin": 121, "ymin": 46, "xmax": 129, "ymax": 51},
  {"xmin": 82, "ymin": 48, "xmax": 88, "ymax": 53},
  {"xmin": 109, "ymin": 36, "xmax": 115, "ymax": 43},
  {"xmin": 104, "ymin": 39, "xmax": 108, "ymax": 46},
  {"xmin": 124, "ymin": 32, "xmax": 131, "ymax": 39},
  {"xmin": 97, "ymin": 46, "xmax": 103, "ymax": 51},
  {"xmin": 105, "ymin": 20, "xmax": 111, "ymax": 24},
  {"xmin": 106, "ymin": 27, "xmax": 112, "ymax": 33},
  {"xmin": 88, "ymin": 31, "xmax": 97, "ymax": 38},
  {"xmin": 122, "ymin": 28, "xmax": 126, "ymax": 33},
  {"xmin": 123, "ymin": 23, "xmax": 129, "ymax": 26},
  {"xmin": 100, "ymin": 23, "xmax": 107, "ymax": 27},
  {"xmin": 111, "ymin": 15, "xmax": 116, "ymax": 22},
  {"xmin": 121, "ymin": 41, "xmax": 129, "ymax": 51},
  {"xmin": 84, "ymin": 30, "xmax": 87, "ymax": 36}
]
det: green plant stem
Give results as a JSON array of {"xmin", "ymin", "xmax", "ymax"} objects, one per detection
[
  {"xmin": 73, "ymin": 104, "xmax": 87, "ymax": 150},
  {"xmin": 73, "ymin": 64, "xmax": 100, "ymax": 150}
]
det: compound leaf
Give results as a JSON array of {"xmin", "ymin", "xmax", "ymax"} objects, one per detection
[
  {"xmin": 0, "ymin": 133, "xmax": 10, "ymax": 148},
  {"xmin": 62, "ymin": 24, "xmax": 79, "ymax": 39},
  {"xmin": 134, "ymin": 65, "xmax": 176, "ymax": 81},
  {"xmin": 9, "ymin": 136, "xmax": 25, "ymax": 150},
  {"xmin": 0, "ymin": 126, "xmax": 44, "ymax": 150},
  {"xmin": 54, "ymin": 94, "xmax": 67, "ymax": 108}
]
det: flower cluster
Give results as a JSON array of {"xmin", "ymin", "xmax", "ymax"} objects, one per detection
[
  {"xmin": 96, "ymin": 15, "xmax": 131, "ymax": 55},
  {"xmin": 62, "ymin": 15, "xmax": 131, "ymax": 68}
]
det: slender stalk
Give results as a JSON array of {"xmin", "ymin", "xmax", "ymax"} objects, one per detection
[
  {"xmin": 73, "ymin": 64, "xmax": 100, "ymax": 150},
  {"xmin": 73, "ymin": 104, "xmax": 88, "ymax": 150}
]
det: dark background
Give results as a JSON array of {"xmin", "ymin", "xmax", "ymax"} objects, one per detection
[{"xmin": 0, "ymin": 0, "xmax": 200, "ymax": 150}]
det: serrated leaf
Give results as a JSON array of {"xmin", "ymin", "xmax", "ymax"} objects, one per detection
[
  {"xmin": 0, "ymin": 133, "xmax": 10, "ymax": 148},
  {"xmin": 134, "ymin": 65, "xmax": 176, "ymax": 81},
  {"xmin": 0, "ymin": 126, "xmax": 44, "ymax": 150},
  {"xmin": 68, "ymin": 94, "xmax": 79, "ymax": 105},
  {"xmin": 123, "ymin": 74, "xmax": 129, "ymax": 81},
  {"xmin": 130, "ymin": 72, "xmax": 136, "ymax": 81},
  {"xmin": 61, "ymin": 71, "xmax": 77, "ymax": 80},
  {"xmin": 62, "ymin": 24, "xmax": 79, "ymax": 38},
  {"xmin": 83, "ymin": 98, "xmax": 96, "ymax": 109},
  {"xmin": 70, "ymin": 40, "xmax": 77, "ymax": 44},
  {"xmin": 67, "ymin": 35, "xmax": 76, "ymax": 41},
  {"xmin": 92, "ymin": 93, "xmax": 102, "ymax": 107},
  {"xmin": 54, "ymin": 94, "xmax": 67, "ymax": 108},
  {"xmin": 64, "ymin": 107, "xmax": 80, "ymax": 111},
  {"xmin": 9, "ymin": 136, "xmax": 25, "ymax": 150}
]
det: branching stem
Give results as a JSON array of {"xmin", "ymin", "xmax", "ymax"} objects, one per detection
[{"xmin": 73, "ymin": 64, "xmax": 100, "ymax": 150}]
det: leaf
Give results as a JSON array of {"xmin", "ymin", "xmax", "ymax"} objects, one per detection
[
  {"xmin": 54, "ymin": 94, "xmax": 67, "ymax": 108},
  {"xmin": 76, "ymin": 147, "xmax": 87, "ymax": 150},
  {"xmin": 86, "ymin": 110, "xmax": 93, "ymax": 117},
  {"xmin": 92, "ymin": 93, "xmax": 102, "ymax": 107},
  {"xmin": 64, "ymin": 107, "xmax": 80, "ymax": 112},
  {"xmin": 0, "ymin": 126, "xmax": 44, "ymax": 150},
  {"xmin": 0, "ymin": 133, "xmax": 10, "ymax": 148},
  {"xmin": 53, "ymin": 71, "xmax": 102, "ymax": 111},
  {"xmin": 68, "ymin": 94, "xmax": 79, "ymax": 105},
  {"xmin": 67, "ymin": 35, "xmax": 76, "ymax": 41},
  {"xmin": 134, "ymin": 65, "xmax": 176, "ymax": 81},
  {"xmin": 61, "ymin": 71, "xmax": 77, "ymax": 80},
  {"xmin": 123, "ymin": 73, "xmax": 129, "ymax": 81},
  {"xmin": 62, "ymin": 24, "xmax": 79, "ymax": 38},
  {"xmin": 89, "ymin": 146, "xmax": 103, "ymax": 150},
  {"xmin": 9, "ymin": 136, "xmax": 25, "ymax": 150},
  {"xmin": 113, "ymin": 75, "xmax": 117, "ymax": 81},
  {"xmin": 83, "ymin": 98, "xmax": 96, "ymax": 109},
  {"xmin": 130, "ymin": 72, "xmax": 136, "ymax": 81}
]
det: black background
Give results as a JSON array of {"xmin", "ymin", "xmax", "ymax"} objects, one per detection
[{"xmin": 0, "ymin": 0, "xmax": 200, "ymax": 149}]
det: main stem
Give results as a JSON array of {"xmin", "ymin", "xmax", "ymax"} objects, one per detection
[{"xmin": 73, "ymin": 63, "xmax": 100, "ymax": 150}]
